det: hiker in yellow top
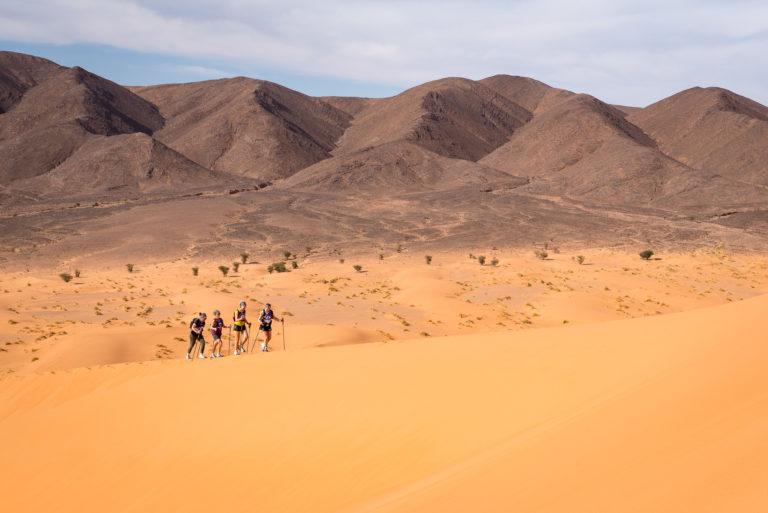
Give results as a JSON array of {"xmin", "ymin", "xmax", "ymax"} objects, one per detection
[{"xmin": 232, "ymin": 301, "xmax": 250, "ymax": 355}]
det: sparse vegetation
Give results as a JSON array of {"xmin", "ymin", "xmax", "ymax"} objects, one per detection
[
  {"xmin": 268, "ymin": 262, "xmax": 288, "ymax": 273},
  {"xmin": 233, "ymin": 262, "xmax": 240, "ymax": 272},
  {"xmin": 126, "ymin": 263, "xmax": 134, "ymax": 273},
  {"xmin": 425, "ymin": 255, "xmax": 432, "ymax": 265},
  {"xmin": 291, "ymin": 261, "xmax": 298, "ymax": 269},
  {"xmin": 59, "ymin": 273, "xmax": 73, "ymax": 283},
  {"xmin": 396, "ymin": 244, "xmax": 403, "ymax": 253},
  {"xmin": 240, "ymin": 252, "xmax": 249, "ymax": 264},
  {"xmin": 353, "ymin": 265, "xmax": 363, "ymax": 272},
  {"xmin": 490, "ymin": 257, "xmax": 499, "ymax": 266},
  {"xmin": 218, "ymin": 265, "xmax": 230, "ymax": 276},
  {"xmin": 192, "ymin": 266, "xmax": 199, "ymax": 276},
  {"xmin": 576, "ymin": 255, "xmax": 585, "ymax": 265},
  {"xmin": 379, "ymin": 253, "xmax": 384, "ymax": 260},
  {"xmin": 283, "ymin": 250, "xmax": 292, "ymax": 259},
  {"xmin": 74, "ymin": 269, "xmax": 81, "ymax": 278},
  {"xmin": 639, "ymin": 250, "xmax": 654, "ymax": 260},
  {"xmin": 535, "ymin": 249, "xmax": 548, "ymax": 260},
  {"xmin": 339, "ymin": 258, "xmax": 345, "ymax": 264},
  {"xmin": 478, "ymin": 255, "xmax": 486, "ymax": 265}
]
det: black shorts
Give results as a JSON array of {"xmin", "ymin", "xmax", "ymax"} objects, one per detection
[
  {"xmin": 233, "ymin": 324, "xmax": 245, "ymax": 332},
  {"xmin": 211, "ymin": 331, "xmax": 222, "ymax": 341},
  {"xmin": 259, "ymin": 324, "xmax": 272, "ymax": 332}
]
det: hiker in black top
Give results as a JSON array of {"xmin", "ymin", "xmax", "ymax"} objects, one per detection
[
  {"xmin": 258, "ymin": 303, "xmax": 283, "ymax": 352},
  {"xmin": 187, "ymin": 313, "xmax": 207, "ymax": 359},
  {"xmin": 209, "ymin": 310, "xmax": 229, "ymax": 358}
]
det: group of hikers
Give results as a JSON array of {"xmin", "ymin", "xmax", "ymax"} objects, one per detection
[{"xmin": 187, "ymin": 301, "xmax": 283, "ymax": 359}]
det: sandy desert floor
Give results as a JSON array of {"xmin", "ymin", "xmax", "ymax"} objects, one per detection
[{"xmin": 1, "ymin": 247, "xmax": 767, "ymax": 511}]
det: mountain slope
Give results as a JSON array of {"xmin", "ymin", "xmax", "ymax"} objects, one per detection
[
  {"xmin": 130, "ymin": 78, "xmax": 352, "ymax": 180},
  {"xmin": 629, "ymin": 87, "xmax": 768, "ymax": 186},
  {"xmin": 334, "ymin": 77, "xmax": 532, "ymax": 162}
]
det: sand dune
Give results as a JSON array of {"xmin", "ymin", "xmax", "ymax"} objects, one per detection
[{"xmin": 1, "ymin": 277, "xmax": 767, "ymax": 512}]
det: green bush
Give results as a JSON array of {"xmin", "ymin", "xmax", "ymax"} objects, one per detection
[
  {"xmin": 639, "ymin": 250, "xmax": 654, "ymax": 260},
  {"xmin": 353, "ymin": 265, "xmax": 363, "ymax": 272},
  {"xmin": 490, "ymin": 257, "xmax": 499, "ymax": 266},
  {"xmin": 218, "ymin": 265, "xmax": 229, "ymax": 276},
  {"xmin": 59, "ymin": 273, "xmax": 73, "ymax": 283},
  {"xmin": 576, "ymin": 255, "xmax": 585, "ymax": 265},
  {"xmin": 192, "ymin": 266, "xmax": 199, "ymax": 276},
  {"xmin": 534, "ymin": 250, "xmax": 548, "ymax": 260},
  {"xmin": 233, "ymin": 262, "xmax": 240, "ymax": 272},
  {"xmin": 291, "ymin": 261, "xmax": 298, "ymax": 269},
  {"xmin": 478, "ymin": 255, "xmax": 486, "ymax": 265},
  {"xmin": 271, "ymin": 262, "xmax": 288, "ymax": 273},
  {"xmin": 425, "ymin": 255, "xmax": 432, "ymax": 265},
  {"xmin": 126, "ymin": 263, "xmax": 134, "ymax": 273},
  {"xmin": 240, "ymin": 252, "xmax": 249, "ymax": 264},
  {"xmin": 74, "ymin": 269, "xmax": 81, "ymax": 278},
  {"xmin": 283, "ymin": 250, "xmax": 292, "ymax": 259}
]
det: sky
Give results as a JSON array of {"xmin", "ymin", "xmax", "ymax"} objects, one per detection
[{"xmin": 1, "ymin": 0, "xmax": 767, "ymax": 107}]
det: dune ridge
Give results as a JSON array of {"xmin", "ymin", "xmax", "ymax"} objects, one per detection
[{"xmin": 1, "ymin": 289, "xmax": 767, "ymax": 512}]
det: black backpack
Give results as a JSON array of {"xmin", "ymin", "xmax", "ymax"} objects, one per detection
[{"xmin": 189, "ymin": 317, "xmax": 199, "ymax": 329}]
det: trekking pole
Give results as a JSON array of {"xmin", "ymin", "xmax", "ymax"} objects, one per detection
[
  {"xmin": 249, "ymin": 326, "xmax": 260, "ymax": 353},
  {"xmin": 190, "ymin": 339, "xmax": 197, "ymax": 360},
  {"xmin": 227, "ymin": 326, "xmax": 232, "ymax": 356},
  {"xmin": 282, "ymin": 319, "xmax": 286, "ymax": 351}
]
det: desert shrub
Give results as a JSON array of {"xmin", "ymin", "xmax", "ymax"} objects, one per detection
[
  {"xmin": 576, "ymin": 255, "xmax": 585, "ymax": 265},
  {"xmin": 534, "ymin": 250, "xmax": 548, "ymax": 260},
  {"xmin": 283, "ymin": 250, "xmax": 292, "ymax": 259},
  {"xmin": 74, "ymin": 269, "xmax": 81, "ymax": 278},
  {"xmin": 271, "ymin": 262, "xmax": 288, "ymax": 273},
  {"xmin": 192, "ymin": 266, "xmax": 199, "ymax": 276},
  {"xmin": 639, "ymin": 250, "xmax": 654, "ymax": 260},
  {"xmin": 478, "ymin": 255, "xmax": 486, "ymax": 265},
  {"xmin": 126, "ymin": 263, "xmax": 134, "ymax": 273},
  {"xmin": 379, "ymin": 253, "xmax": 384, "ymax": 260},
  {"xmin": 469, "ymin": 253, "xmax": 476, "ymax": 259},
  {"xmin": 233, "ymin": 262, "xmax": 240, "ymax": 272},
  {"xmin": 218, "ymin": 265, "xmax": 230, "ymax": 276},
  {"xmin": 353, "ymin": 265, "xmax": 363, "ymax": 272},
  {"xmin": 59, "ymin": 273, "xmax": 73, "ymax": 283},
  {"xmin": 267, "ymin": 265, "xmax": 274, "ymax": 274},
  {"xmin": 339, "ymin": 258, "xmax": 345, "ymax": 264},
  {"xmin": 490, "ymin": 257, "xmax": 499, "ymax": 266},
  {"xmin": 291, "ymin": 261, "xmax": 298, "ymax": 269},
  {"xmin": 396, "ymin": 244, "xmax": 403, "ymax": 253},
  {"xmin": 240, "ymin": 252, "xmax": 249, "ymax": 264},
  {"xmin": 425, "ymin": 255, "xmax": 432, "ymax": 265},
  {"xmin": 305, "ymin": 246, "xmax": 312, "ymax": 254}
]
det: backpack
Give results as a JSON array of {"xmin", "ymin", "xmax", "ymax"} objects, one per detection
[{"xmin": 189, "ymin": 317, "xmax": 199, "ymax": 329}]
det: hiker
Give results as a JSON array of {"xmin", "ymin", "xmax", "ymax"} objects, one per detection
[
  {"xmin": 209, "ymin": 310, "xmax": 228, "ymax": 358},
  {"xmin": 258, "ymin": 303, "xmax": 283, "ymax": 352},
  {"xmin": 232, "ymin": 301, "xmax": 250, "ymax": 355},
  {"xmin": 187, "ymin": 312, "xmax": 207, "ymax": 359}
]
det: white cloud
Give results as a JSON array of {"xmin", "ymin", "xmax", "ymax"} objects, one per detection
[{"xmin": 1, "ymin": 0, "xmax": 767, "ymax": 105}]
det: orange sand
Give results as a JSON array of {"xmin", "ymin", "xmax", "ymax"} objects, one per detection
[{"xmin": 1, "ymin": 251, "xmax": 767, "ymax": 511}]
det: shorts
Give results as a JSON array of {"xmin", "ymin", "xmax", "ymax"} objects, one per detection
[
  {"xmin": 211, "ymin": 331, "xmax": 222, "ymax": 341},
  {"xmin": 259, "ymin": 324, "xmax": 272, "ymax": 332},
  {"xmin": 233, "ymin": 324, "xmax": 245, "ymax": 332}
]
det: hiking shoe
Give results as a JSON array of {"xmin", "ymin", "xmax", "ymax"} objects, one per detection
[
  {"xmin": 199, "ymin": 354, "xmax": 206, "ymax": 359},
  {"xmin": 216, "ymin": 353, "xmax": 222, "ymax": 358},
  {"xmin": 186, "ymin": 354, "xmax": 191, "ymax": 360},
  {"xmin": 233, "ymin": 350, "xmax": 239, "ymax": 356}
]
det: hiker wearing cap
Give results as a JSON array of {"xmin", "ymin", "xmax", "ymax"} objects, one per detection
[
  {"xmin": 232, "ymin": 301, "xmax": 250, "ymax": 355},
  {"xmin": 258, "ymin": 303, "xmax": 283, "ymax": 352},
  {"xmin": 209, "ymin": 310, "xmax": 229, "ymax": 358},
  {"xmin": 187, "ymin": 313, "xmax": 207, "ymax": 359}
]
